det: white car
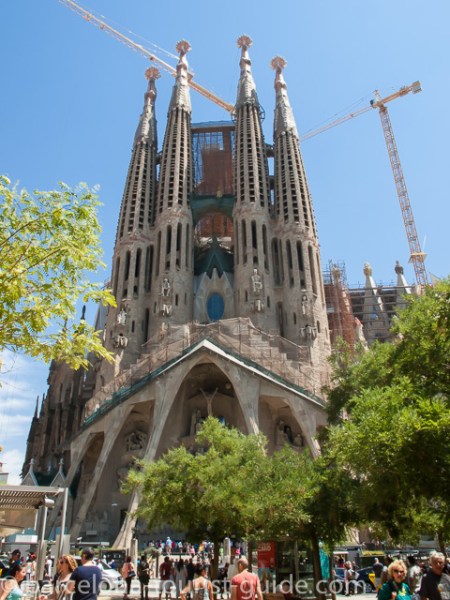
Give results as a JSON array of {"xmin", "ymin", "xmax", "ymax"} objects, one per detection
[
  {"xmin": 75, "ymin": 557, "xmax": 124, "ymax": 591},
  {"xmin": 96, "ymin": 560, "xmax": 125, "ymax": 591}
]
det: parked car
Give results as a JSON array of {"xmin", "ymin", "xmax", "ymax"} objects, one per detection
[
  {"xmin": 356, "ymin": 567, "xmax": 376, "ymax": 592},
  {"xmin": 96, "ymin": 559, "xmax": 125, "ymax": 591}
]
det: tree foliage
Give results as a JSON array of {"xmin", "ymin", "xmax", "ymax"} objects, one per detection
[
  {"xmin": 125, "ymin": 418, "xmax": 267, "ymax": 574},
  {"xmin": 126, "ymin": 418, "xmax": 357, "ymax": 589},
  {"xmin": 325, "ymin": 280, "xmax": 450, "ymax": 547},
  {"xmin": 0, "ymin": 176, "xmax": 115, "ymax": 370}
]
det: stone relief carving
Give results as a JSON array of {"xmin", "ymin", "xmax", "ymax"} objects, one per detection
[
  {"xmin": 116, "ymin": 308, "xmax": 127, "ymax": 325},
  {"xmin": 125, "ymin": 429, "xmax": 148, "ymax": 452},
  {"xmin": 251, "ymin": 268, "xmax": 263, "ymax": 294},
  {"xmin": 275, "ymin": 419, "xmax": 304, "ymax": 448}
]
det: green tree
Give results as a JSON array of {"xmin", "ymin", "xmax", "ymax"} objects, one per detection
[
  {"xmin": 325, "ymin": 280, "xmax": 450, "ymax": 549},
  {"xmin": 254, "ymin": 446, "xmax": 358, "ymax": 599},
  {"xmin": 126, "ymin": 418, "xmax": 357, "ymax": 596},
  {"xmin": 125, "ymin": 417, "xmax": 267, "ymax": 577},
  {"xmin": 0, "ymin": 176, "xmax": 115, "ymax": 370}
]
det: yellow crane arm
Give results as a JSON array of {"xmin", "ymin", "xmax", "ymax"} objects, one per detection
[
  {"xmin": 58, "ymin": 0, "xmax": 235, "ymax": 113},
  {"xmin": 300, "ymin": 81, "xmax": 421, "ymax": 141}
]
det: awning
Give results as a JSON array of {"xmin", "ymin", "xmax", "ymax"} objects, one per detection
[{"xmin": 0, "ymin": 485, "xmax": 63, "ymax": 510}]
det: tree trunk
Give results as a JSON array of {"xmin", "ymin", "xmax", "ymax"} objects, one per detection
[
  {"xmin": 211, "ymin": 538, "xmax": 220, "ymax": 580},
  {"xmin": 310, "ymin": 532, "xmax": 325, "ymax": 600},
  {"xmin": 329, "ymin": 549, "xmax": 336, "ymax": 600},
  {"xmin": 248, "ymin": 540, "xmax": 254, "ymax": 572},
  {"xmin": 437, "ymin": 528, "xmax": 446, "ymax": 556}
]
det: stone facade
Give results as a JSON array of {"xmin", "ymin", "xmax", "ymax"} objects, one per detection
[{"xmin": 23, "ymin": 37, "xmax": 413, "ymax": 551}]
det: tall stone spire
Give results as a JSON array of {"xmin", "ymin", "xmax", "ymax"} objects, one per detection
[
  {"xmin": 394, "ymin": 260, "xmax": 411, "ymax": 310},
  {"xmin": 362, "ymin": 262, "xmax": 390, "ymax": 343},
  {"xmin": 101, "ymin": 68, "xmax": 160, "ymax": 373},
  {"xmin": 168, "ymin": 40, "xmax": 192, "ymax": 113},
  {"xmin": 116, "ymin": 67, "xmax": 159, "ymax": 240},
  {"xmin": 235, "ymin": 35, "xmax": 260, "ymax": 109},
  {"xmin": 271, "ymin": 57, "xmax": 330, "ymax": 380},
  {"xmin": 272, "ymin": 56, "xmax": 316, "ymax": 234},
  {"xmin": 232, "ymin": 36, "xmax": 276, "ymax": 330},
  {"xmin": 148, "ymin": 41, "xmax": 195, "ymax": 339}
]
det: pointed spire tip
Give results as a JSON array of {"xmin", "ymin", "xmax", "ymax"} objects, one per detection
[
  {"xmin": 237, "ymin": 35, "xmax": 252, "ymax": 50},
  {"xmin": 271, "ymin": 56, "xmax": 287, "ymax": 71},
  {"xmin": 176, "ymin": 40, "xmax": 191, "ymax": 55},
  {"xmin": 145, "ymin": 67, "xmax": 161, "ymax": 81}
]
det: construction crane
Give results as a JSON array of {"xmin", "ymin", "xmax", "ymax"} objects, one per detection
[
  {"xmin": 301, "ymin": 81, "xmax": 429, "ymax": 289},
  {"xmin": 57, "ymin": 0, "xmax": 235, "ymax": 113},
  {"xmin": 58, "ymin": 0, "xmax": 428, "ymax": 288}
]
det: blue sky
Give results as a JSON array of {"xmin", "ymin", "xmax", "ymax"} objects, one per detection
[{"xmin": 1, "ymin": 0, "xmax": 449, "ymax": 482}]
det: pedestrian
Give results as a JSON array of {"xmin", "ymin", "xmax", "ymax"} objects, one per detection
[
  {"xmin": 180, "ymin": 564, "xmax": 213, "ymax": 600},
  {"xmin": 0, "ymin": 564, "xmax": 30, "ymax": 600},
  {"xmin": 382, "ymin": 558, "xmax": 394, "ymax": 588},
  {"xmin": 159, "ymin": 556, "xmax": 173, "ymax": 600},
  {"xmin": 407, "ymin": 556, "xmax": 422, "ymax": 598},
  {"xmin": 138, "ymin": 555, "xmax": 150, "ymax": 600},
  {"xmin": 4, "ymin": 551, "xmax": 22, "ymax": 578},
  {"xmin": 374, "ymin": 559, "xmax": 385, "ymax": 596},
  {"xmin": 65, "ymin": 547, "xmax": 102, "ymax": 600},
  {"xmin": 344, "ymin": 561, "xmax": 357, "ymax": 596},
  {"xmin": 419, "ymin": 553, "xmax": 450, "ymax": 600},
  {"xmin": 122, "ymin": 556, "xmax": 137, "ymax": 600},
  {"xmin": 378, "ymin": 559, "xmax": 411, "ymax": 600},
  {"xmin": 174, "ymin": 558, "xmax": 187, "ymax": 598},
  {"xmin": 231, "ymin": 557, "xmax": 263, "ymax": 600},
  {"xmin": 46, "ymin": 555, "xmax": 77, "ymax": 600},
  {"xmin": 186, "ymin": 559, "xmax": 195, "ymax": 583}
]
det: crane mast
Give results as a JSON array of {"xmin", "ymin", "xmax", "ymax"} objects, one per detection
[
  {"xmin": 301, "ymin": 81, "xmax": 428, "ymax": 289},
  {"xmin": 374, "ymin": 90, "xmax": 429, "ymax": 289},
  {"xmin": 58, "ymin": 0, "xmax": 235, "ymax": 113}
]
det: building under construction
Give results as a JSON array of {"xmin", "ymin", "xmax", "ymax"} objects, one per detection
[{"xmin": 21, "ymin": 37, "xmax": 415, "ymax": 551}]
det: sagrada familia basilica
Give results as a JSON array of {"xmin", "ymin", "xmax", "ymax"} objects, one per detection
[{"xmin": 22, "ymin": 37, "xmax": 413, "ymax": 549}]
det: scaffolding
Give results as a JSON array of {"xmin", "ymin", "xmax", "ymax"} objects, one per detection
[{"xmin": 323, "ymin": 261, "xmax": 358, "ymax": 346}]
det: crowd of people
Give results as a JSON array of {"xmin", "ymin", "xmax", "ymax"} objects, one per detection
[
  {"xmin": 1, "ymin": 546, "xmax": 450, "ymax": 600},
  {"xmin": 334, "ymin": 552, "xmax": 450, "ymax": 600}
]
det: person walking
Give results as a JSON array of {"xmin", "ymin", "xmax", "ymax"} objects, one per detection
[
  {"xmin": 373, "ymin": 559, "xmax": 384, "ymax": 596},
  {"xmin": 122, "ymin": 556, "xmax": 137, "ymax": 600},
  {"xmin": 180, "ymin": 564, "xmax": 213, "ymax": 600},
  {"xmin": 231, "ymin": 557, "xmax": 263, "ymax": 600},
  {"xmin": 174, "ymin": 559, "xmax": 187, "ymax": 599},
  {"xmin": 138, "ymin": 555, "xmax": 150, "ymax": 600},
  {"xmin": 65, "ymin": 548, "xmax": 102, "ymax": 600},
  {"xmin": 159, "ymin": 557, "xmax": 173, "ymax": 600},
  {"xmin": 419, "ymin": 553, "xmax": 450, "ymax": 600},
  {"xmin": 378, "ymin": 559, "xmax": 411, "ymax": 600}
]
